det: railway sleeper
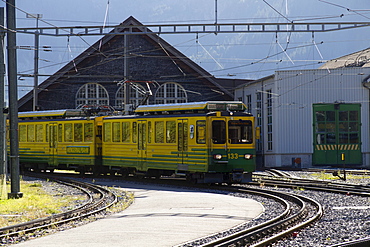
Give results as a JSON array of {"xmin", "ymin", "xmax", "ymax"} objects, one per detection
[{"xmin": 187, "ymin": 172, "xmax": 252, "ymax": 184}]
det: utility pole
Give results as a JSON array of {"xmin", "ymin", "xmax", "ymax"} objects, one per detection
[
  {"xmin": 26, "ymin": 13, "xmax": 42, "ymax": 111},
  {"xmin": 123, "ymin": 31, "xmax": 129, "ymax": 114},
  {"xmin": 0, "ymin": 7, "xmax": 7, "ymax": 200},
  {"xmin": 6, "ymin": 0, "xmax": 22, "ymax": 199}
]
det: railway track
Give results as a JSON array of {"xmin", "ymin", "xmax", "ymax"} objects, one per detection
[
  {"xmin": 7, "ymin": 169, "xmax": 370, "ymax": 246},
  {"xmin": 249, "ymin": 169, "xmax": 370, "ymax": 247},
  {"xmin": 0, "ymin": 174, "xmax": 118, "ymax": 242},
  {"xmin": 176, "ymin": 185, "xmax": 323, "ymax": 247},
  {"xmin": 179, "ymin": 169, "xmax": 370, "ymax": 246},
  {"xmin": 253, "ymin": 170, "xmax": 370, "ymax": 197}
]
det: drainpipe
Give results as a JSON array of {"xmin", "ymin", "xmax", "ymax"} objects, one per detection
[{"xmin": 361, "ymin": 74, "xmax": 370, "ymax": 168}]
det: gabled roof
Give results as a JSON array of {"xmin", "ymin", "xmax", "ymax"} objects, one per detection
[
  {"xmin": 18, "ymin": 16, "xmax": 234, "ymax": 109},
  {"xmin": 319, "ymin": 47, "xmax": 370, "ymax": 69}
]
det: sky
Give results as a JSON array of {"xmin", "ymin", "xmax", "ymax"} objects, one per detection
[{"xmin": 0, "ymin": 0, "xmax": 369, "ymax": 98}]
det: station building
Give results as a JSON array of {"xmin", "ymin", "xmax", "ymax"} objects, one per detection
[
  {"xmin": 18, "ymin": 16, "xmax": 249, "ymax": 112},
  {"xmin": 235, "ymin": 49, "xmax": 370, "ymax": 169}
]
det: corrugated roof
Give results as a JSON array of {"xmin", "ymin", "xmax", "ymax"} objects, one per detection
[{"xmin": 319, "ymin": 47, "xmax": 370, "ymax": 69}]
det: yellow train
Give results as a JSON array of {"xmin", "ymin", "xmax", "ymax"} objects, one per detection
[{"xmin": 16, "ymin": 101, "xmax": 256, "ymax": 183}]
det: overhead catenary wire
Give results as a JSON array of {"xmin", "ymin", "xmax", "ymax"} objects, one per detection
[
  {"xmin": 99, "ymin": 0, "xmax": 110, "ymax": 51},
  {"xmin": 318, "ymin": 0, "xmax": 370, "ymax": 20},
  {"xmin": 4, "ymin": 1, "xmax": 370, "ymax": 92}
]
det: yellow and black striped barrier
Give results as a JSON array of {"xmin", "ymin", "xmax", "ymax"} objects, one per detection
[{"xmin": 315, "ymin": 144, "xmax": 359, "ymax": 151}]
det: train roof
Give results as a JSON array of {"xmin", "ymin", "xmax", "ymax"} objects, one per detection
[
  {"xmin": 18, "ymin": 109, "xmax": 85, "ymax": 119},
  {"xmin": 135, "ymin": 101, "xmax": 247, "ymax": 114}
]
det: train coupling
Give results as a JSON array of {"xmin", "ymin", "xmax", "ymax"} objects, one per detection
[{"xmin": 232, "ymin": 171, "xmax": 252, "ymax": 183}]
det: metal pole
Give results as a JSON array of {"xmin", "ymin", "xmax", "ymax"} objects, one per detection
[
  {"xmin": 123, "ymin": 32, "xmax": 129, "ymax": 115},
  {"xmin": 33, "ymin": 27, "xmax": 39, "ymax": 111},
  {"xmin": 215, "ymin": 0, "xmax": 218, "ymax": 24},
  {"xmin": 0, "ymin": 7, "xmax": 7, "ymax": 200},
  {"xmin": 27, "ymin": 14, "xmax": 42, "ymax": 111},
  {"xmin": 6, "ymin": 0, "xmax": 22, "ymax": 199}
]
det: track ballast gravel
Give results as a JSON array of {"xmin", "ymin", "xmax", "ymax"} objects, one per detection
[{"xmin": 12, "ymin": 172, "xmax": 370, "ymax": 247}]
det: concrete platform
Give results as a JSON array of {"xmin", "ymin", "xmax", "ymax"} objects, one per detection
[{"xmin": 15, "ymin": 180, "xmax": 264, "ymax": 247}]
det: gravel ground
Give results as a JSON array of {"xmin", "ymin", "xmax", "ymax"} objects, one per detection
[
  {"xmin": 1, "ymin": 176, "xmax": 132, "ymax": 246},
  {"xmin": 15, "ymin": 172, "xmax": 370, "ymax": 247},
  {"xmin": 179, "ymin": 171, "xmax": 370, "ymax": 247},
  {"xmin": 257, "ymin": 171, "xmax": 370, "ymax": 247}
]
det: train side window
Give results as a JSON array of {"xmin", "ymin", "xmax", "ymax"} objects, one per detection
[
  {"xmin": 46, "ymin": 124, "xmax": 49, "ymax": 142},
  {"xmin": 196, "ymin": 120, "xmax": 206, "ymax": 144},
  {"xmin": 155, "ymin": 121, "xmax": 164, "ymax": 143},
  {"xmin": 132, "ymin": 122, "xmax": 137, "ymax": 143},
  {"xmin": 103, "ymin": 123, "xmax": 112, "ymax": 142},
  {"xmin": 166, "ymin": 121, "xmax": 176, "ymax": 143},
  {"xmin": 36, "ymin": 124, "xmax": 44, "ymax": 142},
  {"xmin": 65, "ymin": 123, "xmax": 73, "ymax": 142},
  {"xmin": 74, "ymin": 123, "xmax": 83, "ymax": 142},
  {"xmin": 19, "ymin": 125, "xmax": 27, "ymax": 142},
  {"xmin": 27, "ymin": 125, "xmax": 35, "ymax": 142},
  {"xmin": 84, "ymin": 123, "xmax": 93, "ymax": 142},
  {"xmin": 148, "ymin": 121, "xmax": 152, "ymax": 143},
  {"xmin": 112, "ymin": 122, "xmax": 121, "ymax": 142},
  {"xmin": 58, "ymin": 124, "xmax": 63, "ymax": 142},
  {"xmin": 122, "ymin": 122, "xmax": 130, "ymax": 143},
  {"xmin": 212, "ymin": 120, "xmax": 226, "ymax": 144}
]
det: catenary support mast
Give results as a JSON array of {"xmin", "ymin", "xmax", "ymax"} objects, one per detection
[{"xmin": 7, "ymin": 0, "xmax": 22, "ymax": 199}]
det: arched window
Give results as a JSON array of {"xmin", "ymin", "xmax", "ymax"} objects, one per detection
[
  {"xmin": 115, "ymin": 83, "xmax": 147, "ymax": 109},
  {"xmin": 76, "ymin": 83, "xmax": 109, "ymax": 107},
  {"xmin": 155, "ymin": 82, "xmax": 187, "ymax": 104}
]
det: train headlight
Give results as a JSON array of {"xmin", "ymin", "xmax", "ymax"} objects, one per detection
[
  {"xmin": 213, "ymin": 154, "xmax": 223, "ymax": 160},
  {"xmin": 244, "ymin": 154, "xmax": 253, "ymax": 160}
]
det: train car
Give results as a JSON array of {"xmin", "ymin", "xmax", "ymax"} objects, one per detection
[
  {"xmin": 14, "ymin": 101, "xmax": 256, "ymax": 183},
  {"xmin": 16, "ymin": 109, "xmax": 104, "ymax": 173},
  {"xmin": 101, "ymin": 101, "xmax": 256, "ymax": 183}
]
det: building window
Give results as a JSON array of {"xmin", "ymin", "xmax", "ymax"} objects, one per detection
[
  {"xmin": 256, "ymin": 92, "xmax": 262, "ymax": 151},
  {"xmin": 76, "ymin": 83, "xmax": 109, "ymax": 107},
  {"xmin": 267, "ymin": 89, "xmax": 273, "ymax": 151},
  {"xmin": 155, "ymin": 82, "xmax": 187, "ymax": 104},
  {"xmin": 245, "ymin": 94, "xmax": 252, "ymax": 113},
  {"xmin": 115, "ymin": 83, "xmax": 147, "ymax": 109}
]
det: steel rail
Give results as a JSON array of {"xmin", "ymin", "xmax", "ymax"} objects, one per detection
[
  {"xmin": 0, "ymin": 174, "xmax": 118, "ymax": 239},
  {"xmin": 188, "ymin": 186, "xmax": 322, "ymax": 247},
  {"xmin": 328, "ymin": 236, "xmax": 370, "ymax": 247},
  {"xmin": 252, "ymin": 174, "xmax": 370, "ymax": 196},
  {"xmin": 251, "ymin": 192, "xmax": 322, "ymax": 247}
]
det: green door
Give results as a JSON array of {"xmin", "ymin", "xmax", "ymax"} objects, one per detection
[
  {"xmin": 48, "ymin": 123, "xmax": 58, "ymax": 166},
  {"xmin": 313, "ymin": 103, "xmax": 361, "ymax": 166},
  {"xmin": 137, "ymin": 120, "xmax": 147, "ymax": 171},
  {"xmin": 177, "ymin": 119, "xmax": 188, "ymax": 170}
]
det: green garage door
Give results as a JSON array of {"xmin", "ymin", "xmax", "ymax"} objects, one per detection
[{"xmin": 313, "ymin": 103, "xmax": 361, "ymax": 166}]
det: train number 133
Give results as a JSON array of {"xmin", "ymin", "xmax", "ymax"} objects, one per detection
[{"xmin": 228, "ymin": 153, "xmax": 239, "ymax": 159}]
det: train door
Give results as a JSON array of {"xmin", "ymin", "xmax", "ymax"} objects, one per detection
[
  {"xmin": 137, "ymin": 120, "xmax": 147, "ymax": 171},
  {"xmin": 313, "ymin": 103, "xmax": 361, "ymax": 166},
  {"xmin": 48, "ymin": 123, "xmax": 58, "ymax": 166},
  {"xmin": 177, "ymin": 119, "xmax": 188, "ymax": 170},
  {"xmin": 210, "ymin": 117, "xmax": 229, "ymax": 167}
]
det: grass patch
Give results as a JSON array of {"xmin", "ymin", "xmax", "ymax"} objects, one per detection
[
  {"xmin": 0, "ymin": 180, "xmax": 86, "ymax": 228},
  {"xmin": 106, "ymin": 188, "xmax": 134, "ymax": 214},
  {"xmin": 305, "ymin": 171, "xmax": 370, "ymax": 180}
]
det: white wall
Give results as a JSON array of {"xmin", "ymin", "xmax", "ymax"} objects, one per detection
[{"xmin": 236, "ymin": 67, "xmax": 370, "ymax": 168}]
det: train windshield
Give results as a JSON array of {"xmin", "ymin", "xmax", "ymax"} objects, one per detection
[
  {"xmin": 212, "ymin": 119, "xmax": 253, "ymax": 144},
  {"xmin": 228, "ymin": 120, "xmax": 253, "ymax": 144}
]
